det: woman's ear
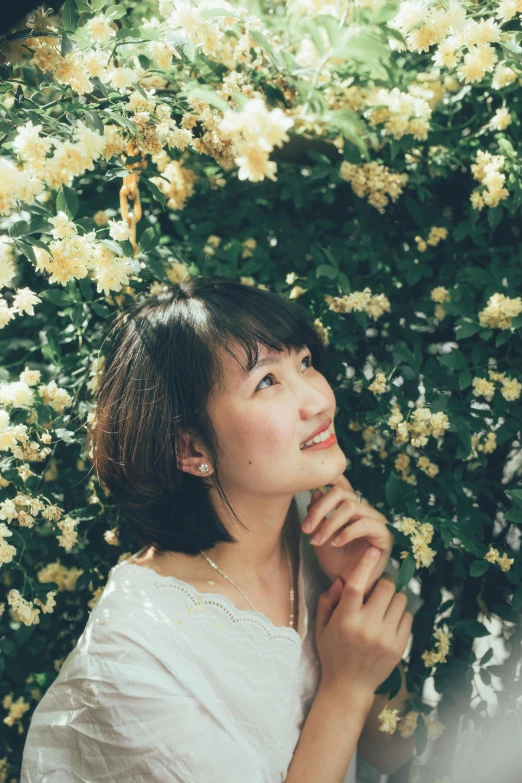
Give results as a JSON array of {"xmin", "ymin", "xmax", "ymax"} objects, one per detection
[{"xmin": 177, "ymin": 431, "xmax": 213, "ymax": 477}]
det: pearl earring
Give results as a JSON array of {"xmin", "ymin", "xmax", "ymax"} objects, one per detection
[{"xmin": 199, "ymin": 463, "xmax": 209, "ymax": 473}]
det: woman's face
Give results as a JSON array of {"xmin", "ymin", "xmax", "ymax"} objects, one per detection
[{"xmin": 205, "ymin": 342, "xmax": 347, "ymax": 499}]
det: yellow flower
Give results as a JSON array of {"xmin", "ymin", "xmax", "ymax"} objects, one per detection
[
  {"xmin": 485, "ymin": 546, "xmax": 500, "ymax": 563},
  {"xmin": 399, "ymin": 710, "xmax": 418, "ymax": 738},
  {"xmin": 369, "ymin": 371, "xmax": 387, "ymax": 395},
  {"xmin": 497, "ymin": 553, "xmax": 514, "ymax": 572},
  {"xmin": 472, "ymin": 377, "xmax": 496, "ymax": 402},
  {"xmin": 378, "ymin": 707, "xmax": 400, "ymax": 734},
  {"xmin": 500, "ymin": 377, "xmax": 522, "ymax": 401},
  {"xmin": 431, "ymin": 286, "xmax": 450, "ymax": 304},
  {"xmin": 489, "ymin": 107, "xmax": 512, "ymax": 131}
]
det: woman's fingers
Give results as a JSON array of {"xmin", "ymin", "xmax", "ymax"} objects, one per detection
[
  {"xmin": 331, "ymin": 517, "xmax": 390, "ymax": 546},
  {"xmin": 308, "ymin": 501, "xmax": 369, "ymax": 545}
]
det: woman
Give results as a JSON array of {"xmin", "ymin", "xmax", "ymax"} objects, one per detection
[{"xmin": 21, "ymin": 276, "xmax": 417, "ymax": 782}]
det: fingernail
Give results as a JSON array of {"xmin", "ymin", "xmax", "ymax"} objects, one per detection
[
  {"xmin": 310, "ymin": 534, "xmax": 321, "ymax": 545},
  {"xmin": 368, "ymin": 547, "xmax": 379, "ymax": 557},
  {"xmin": 302, "ymin": 521, "xmax": 312, "ymax": 532},
  {"xmin": 331, "ymin": 537, "xmax": 341, "ymax": 547}
]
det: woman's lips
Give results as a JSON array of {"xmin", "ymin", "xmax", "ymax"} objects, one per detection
[{"xmin": 300, "ymin": 431, "xmax": 337, "ymax": 451}]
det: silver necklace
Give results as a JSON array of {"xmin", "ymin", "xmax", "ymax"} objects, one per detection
[{"xmin": 199, "ymin": 534, "xmax": 295, "ymax": 629}]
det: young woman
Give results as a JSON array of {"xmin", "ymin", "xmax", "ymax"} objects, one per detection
[{"xmin": 21, "ymin": 276, "xmax": 415, "ymax": 782}]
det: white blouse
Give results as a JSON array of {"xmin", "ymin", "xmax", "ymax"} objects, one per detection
[{"xmin": 21, "ymin": 491, "xmax": 358, "ymax": 783}]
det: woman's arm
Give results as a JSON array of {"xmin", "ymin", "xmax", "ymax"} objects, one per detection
[{"xmin": 285, "ymin": 681, "xmax": 375, "ymax": 783}]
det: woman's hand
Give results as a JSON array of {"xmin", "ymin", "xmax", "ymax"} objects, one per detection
[{"xmin": 301, "ymin": 473, "xmax": 394, "ymax": 597}]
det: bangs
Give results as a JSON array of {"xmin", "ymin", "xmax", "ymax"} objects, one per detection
[{"xmin": 187, "ymin": 278, "xmax": 327, "ymax": 384}]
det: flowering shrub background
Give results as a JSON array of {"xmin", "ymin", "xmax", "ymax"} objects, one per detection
[{"xmin": 1, "ymin": 0, "xmax": 522, "ymax": 780}]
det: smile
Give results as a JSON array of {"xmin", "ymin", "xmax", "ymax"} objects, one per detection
[{"xmin": 300, "ymin": 428, "xmax": 337, "ymax": 451}]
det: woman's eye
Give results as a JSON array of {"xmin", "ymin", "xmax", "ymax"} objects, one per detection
[{"xmin": 256, "ymin": 354, "xmax": 313, "ymax": 391}]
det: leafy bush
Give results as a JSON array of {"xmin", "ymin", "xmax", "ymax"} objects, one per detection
[{"xmin": 0, "ymin": 0, "xmax": 521, "ymax": 780}]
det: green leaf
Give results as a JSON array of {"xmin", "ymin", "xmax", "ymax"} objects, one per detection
[
  {"xmin": 249, "ymin": 30, "xmax": 283, "ymax": 70},
  {"xmin": 39, "ymin": 289, "xmax": 75, "ymax": 307},
  {"xmin": 396, "ymin": 555, "xmax": 416, "ymax": 592},
  {"xmin": 512, "ymin": 587, "xmax": 522, "ymax": 611},
  {"xmin": 199, "ymin": 7, "xmax": 241, "ymax": 18},
  {"xmin": 8, "ymin": 220, "xmax": 30, "ymax": 238},
  {"xmin": 481, "ymin": 648, "xmax": 494, "ymax": 665},
  {"xmin": 302, "ymin": 19, "xmax": 327, "ymax": 55},
  {"xmin": 62, "ymin": 0, "xmax": 79, "ymax": 32},
  {"xmin": 139, "ymin": 226, "xmax": 158, "ymax": 254},
  {"xmin": 488, "ymin": 206, "xmax": 502, "ymax": 231},
  {"xmin": 385, "ymin": 471, "xmax": 404, "ymax": 510},
  {"xmin": 314, "ymin": 14, "xmax": 341, "ymax": 47},
  {"xmin": 469, "ymin": 560, "xmax": 490, "ymax": 577},
  {"xmin": 315, "ymin": 264, "xmax": 338, "ymax": 279},
  {"xmin": 186, "ymin": 86, "xmax": 228, "ymax": 113},
  {"xmin": 83, "ymin": 109, "xmax": 104, "ymax": 135},
  {"xmin": 404, "ymin": 196, "xmax": 425, "ymax": 228},
  {"xmin": 142, "ymin": 177, "xmax": 166, "ymax": 207},
  {"xmin": 334, "ymin": 31, "xmax": 388, "ymax": 63},
  {"xmin": 454, "ymin": 619, "xmax": 490, "ymax": 638},
  {"xmin": 78, "ymin": 278, "xmax": 93, "ymax": 302},
  {"xmin": 455, "ymin": 322, "xmax": 480, "ymax": 340},
  {"xmin": 91, "ymin": 0, "xmax": 107, "ymax": 10},
  {"xmin": 437, "ymin": 350, "xmax": 468, "ymax": 371},
  {"xmin": 105, "ymin": 4, "xmax": 127, "ymax": 19},
  {"xmin": 74, "ymin": 569, "xmax": 94, "ymax": 591},
  {"xmin": 505, "ymin": 508, "xmax": 522, "ymax": 524},
  {"xmin": 90, "ymin": 302, "xmax": 110, "ymax": 318},
  {"xmin": 458, "ymin": 371, "xmax": 472, "ymax": 391},
  {"xmin": 498, "ymin": 137, "xmax": 515, "ymax": 156},
  {"xmin": 507, "ymin": 489, "xmax": 522, "ymax": 510},
  {"xmin": 414, "ymin": 710, "xmax": 428, "ymax": 757},
  {"xmin": 140, "ymin": 27, "xmax": 161, "ymax": 41},
  {"xmin": 56, "ymin": 187, "xmax": 79, "ymax": 219}
]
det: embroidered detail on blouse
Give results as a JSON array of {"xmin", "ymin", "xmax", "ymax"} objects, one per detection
[{"xmin": 116, "ymin": 559, "xmax": 306, "ymax": 647}]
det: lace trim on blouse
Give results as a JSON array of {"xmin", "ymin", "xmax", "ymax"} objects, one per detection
[{"xmin": 114, "ymin": 534, "xmax": 307, "ymax": 648}]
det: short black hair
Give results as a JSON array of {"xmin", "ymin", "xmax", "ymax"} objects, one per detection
[{"xmin": 88, "ymin": 275, "xmax": 327, "ymax": 556}]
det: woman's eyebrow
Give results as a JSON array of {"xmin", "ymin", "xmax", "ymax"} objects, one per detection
[{"xmin": 242, "ymin": 345, "xmax": 307, "ymax": 379}]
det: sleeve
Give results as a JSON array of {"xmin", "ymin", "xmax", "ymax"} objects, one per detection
[{"xmin": 21, "ymin": 649, "xmax": 264, "ymax": 783}]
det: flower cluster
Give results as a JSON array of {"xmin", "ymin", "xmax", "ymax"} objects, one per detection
[
  {"xmin": 366, "ymin": 86, "xmax": 432, "ymax": 142},
  {"xmin": 470, "ymin": 150, "xmax": 509, "ymax": 210},
  {"xmin": 38, "ymin": 561, "xmax": 84, "ymax": 591},
  {"xmin": 378, "ymin": 706, "xmax": 419, "ymax": 737},
  {"xmin": 325, "ymin": 288, "xmax": 391, "ymax": 321},
  {"xmin": 396, "ymin": 515, "xmax": 436, "ymax": 569},
  {"xmin": 472, "ymin": 371, "xmax": 522, "ymax": 403},
  {"xmin": 415, "ymin": 226, "xmax": 448, "ymax": 253},
  {"xmin": 478, "ymin": 292, "xmax": 522, "ymax": 330},
  {"xmin": 388, "ymin": 405, "xmax": 450, "ymax": 448},
  {"xmin": 389, "ymin": 0, "xmax": 502, "ymax": 85},
  {"xmin": 369, "ymin": 371, "xmax": 389, "ymax": 395},
  {"xmin": 339, "ymin": 160, "xmax": 409, "ymax": 211},
  {"xmin": 421, "ymin": 627, "xmax": 453, "ymax": 668},
  {"xmin": 430, "ymin": 286, "xmax": 451, "ymax": 304},
  {"xmin": 218, "ymin": 98, "xmax": 294, "ymax": 182},
  {"xmin": 2, "ymin": 693, "xmax": 30, "ymax": 734},
  {"xmin": 485, "ymin": 546, "xmax": 514, "ymax": 572}
]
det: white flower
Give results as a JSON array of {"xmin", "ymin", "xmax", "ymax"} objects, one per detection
[
  {"xmin": 49, "ymin": 212, "xmax": 76, "ymax": 240},
  {"xmin": 85, "ymin": 14, "xmax": 116, "ymax": 43},
  {"xmin": 107, "ymin": 67, "xmax": 138, "ymax": 91},
  {"xmin": 489, "ymin": 107, "xmax": 512, "ymax": 131},
  {"xmin": 108, "ymin": 220, "xmax": 132, "ymax": 241},
  {"xmin": 12, "ymin": 288, "xmax": 42, "ymax": 316},
  {"xmin": 0, "ymin": 381, "xmax": 34, "ymax": 408},
  {"xmin": 0, "ymin": 238, "xmax": 16, "ymax": 289},
  {"xmin": 0, "ymin": 410, "xmax": 9, "ymax": 431}
]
